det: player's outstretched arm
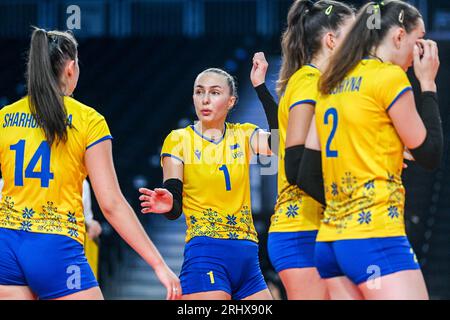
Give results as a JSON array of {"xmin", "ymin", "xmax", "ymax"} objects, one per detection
[
  {"xmin": 140, "ymin": 155, "xmax": 184, "ymax": 220},
  {"xmin": 85, "ymin": 140, "xmax": 182, "ymax": 300}
]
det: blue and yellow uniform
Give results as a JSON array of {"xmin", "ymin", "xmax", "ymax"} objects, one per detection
[
  {"xmin": 314, "ymin": 59, "xmax": 419, "ymax": 284},
  {"xmin": 267, "ymin": 64, "xmax": 324, "ymax": 273},
  {"xmin": 0, "ymin": 96, "xmax": 112, "ymax": 298},
  {"xmin": 161, "ymin": 122, "xmax": 267, "ymax": 299}
]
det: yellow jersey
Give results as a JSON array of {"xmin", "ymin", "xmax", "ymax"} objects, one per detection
[
  {"xmin": 315, "ymin": 59, "xmax": 413, "ymax": 241},
  {"xmin": 161, "ymin": 122, "xmax": 259, "ymax": 243},
  {"xmin": 0, "ymin": 96, "xmax": 112, "ymax": 245},
  {"xmin": 269, "ymin": 64, "xmax": 323, "ymax": 233}
]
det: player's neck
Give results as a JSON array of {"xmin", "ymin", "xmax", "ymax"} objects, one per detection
[
  {"xmin": 195, "ymin": 121, "xmax": 226, "ymax": 141},
  {"xmin": 310, "ymin": 53, "xmax": 328, "ymax": 73},
  {"xmin": 373, "ymin": 44, "xmax": 394, "ymax": 64}
]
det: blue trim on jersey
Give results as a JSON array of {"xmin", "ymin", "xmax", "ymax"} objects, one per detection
[
  {"xmin": 306, "ymin": 63, "xmax": 319, "ymax": 70},
  {"xmin": 386, "ymin": 87, "xmax": 413, "ymax": 112},
  {"xmin": 190, "ymin": 123, "xmax": 227, "ymax": 145},
  {"xmin": 86, "ymin": 135, "xmax": 113, "ymax": 150},
  {"xmin": 249, "ymin": 127, "xmax": 261, "ymax": 154},
  {"xmin": 289, "ymin": 100, "xmax": 316, "ymax": 111},
  {"xmin": 161, "ymin": 153, "xmax": 184, "ymax": 164},
  {"xmin": 362, "ymin": 56, "xmax": 384, "ymax": 63}
]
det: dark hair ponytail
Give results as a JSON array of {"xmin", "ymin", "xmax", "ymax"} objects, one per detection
[
  {"xmin": 277, "ymin": 0, "xmax": 354, "ymax": 96},
  {"xmin": 27, "ymin": 28, "xmax": 78, "ymax": 146},
  {"xmin": 320, "ymin": 0, "xmax": 422, "ymax": 94}
]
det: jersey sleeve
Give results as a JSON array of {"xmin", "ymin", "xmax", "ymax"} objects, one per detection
[
  {"xmin": 161, "ymin": 130, "xmax": 185, "ymax": 164},
  {"xmin": 287, "ymin": 72, "xmax": 320, "ymax": 111},
  {"xmin": 376, "ymin": 66, "xmax": 413, "ymax": 111},
  {"xmin": 85, "ymin": 108, "xmax": 113, "ymax": 150},
  {"xmin": 239, "ymin": 122, "xmax": 260, "ymax": 156}
]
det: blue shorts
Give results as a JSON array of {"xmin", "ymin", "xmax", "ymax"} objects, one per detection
[
  {"xmin": 315, "ymin": 236, "xmax": 420, "ymax": 285},
  {"xmin": 267, "ymin": 231, "xmax": 318, "ymax": 273},
  {"xmin": 180, "ymin": 236, "xmax": 268, "ymax": 300},
  {"xmin": 0, "ymin": 228, "xmax": 98, "ymax": 299}
]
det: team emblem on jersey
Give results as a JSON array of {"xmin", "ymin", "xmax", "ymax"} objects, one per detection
[
  {"xmin": 230, "ymin": 143, "xmax": 244, "ymax": 159},
  {"xmin": 230, "ymin": 143, "xmax": 240, "ymax": 150}
]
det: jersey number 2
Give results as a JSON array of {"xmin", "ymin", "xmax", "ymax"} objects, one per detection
[
  {"xmin": 10, "ymin": 140, "xmax": 54, "ymax": 188},
  {"xmin": 324, "ymin": 108, "xmax": 338, "ymax": 158}
]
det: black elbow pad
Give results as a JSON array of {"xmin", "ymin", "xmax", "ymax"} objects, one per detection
[
  {"xmin": 162, "ymin": 178, "xmax": 183, "ymax": 220},
  {"xmin": 409, "ymin": 135, "xmax": 442, "ymax": 170},
  {"xmin": 284, "ymin": 145, "xmax": 305, "ymax": 185},
  {"xmin": 255, "ymin": 83, "xmax": 279, "ymax": 130},
  {"xmin": 297, "ymin": 149, "xmax": 326, "ymax": 206},
  {"xmin": 409, "ymin": 91, "xmax": 443, "ymax": 171}
]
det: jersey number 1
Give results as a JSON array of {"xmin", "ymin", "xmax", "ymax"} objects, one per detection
[
  {"xmin": 324, "ymin": 108, "xmax": 338, "ymax": 158},
  {"xmin": 10, "ymin": 140, "xmax": 54, "ymax": 188},
  {"xmin": 207, "ymin": 271, "xmax": 215, "ymax": 284},
  {"xmin": 219, "ymin": 165, "xmax": 232, "ymax": 191}
]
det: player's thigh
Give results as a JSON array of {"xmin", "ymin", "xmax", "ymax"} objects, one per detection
[
  {"xmin": 182, "ymin": 290, "xmax": 231, "ymax": 300},
  {"xmin": 325, "ymin": 276, "xmax": 364, "ymax": 300},
  {"xmin": 242, "ymin": 288, "xmax": 273, "ymax": 300},
  {"xmin": 358, "ymin": 269, "xmax": 428, "ymax": 300},
  {"xmin": 0, "ymin": 285, "xmax": 36, "ymax": 300},
  {"xmin": 279, "ymin": 267, "xmax": 328, "ymax": 300}
]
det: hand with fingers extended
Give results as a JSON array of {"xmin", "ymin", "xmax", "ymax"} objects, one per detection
[
  {"xmin": 250, "ymin": 52, "xmax": 269, "ymax": 87},
  {"xmin": 414, "ymin": 39, "xmax": 440, "ymax": 92},
  {"xmin": 139, "ymin": 187, "xmax": 173, "ymax": 214},
  {"xmin": 154, "ymin": 263, "xmax": 182, "ymax": 300}
]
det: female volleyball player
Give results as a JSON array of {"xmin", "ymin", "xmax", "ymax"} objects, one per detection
[
  {"xmin": 0, "ymin": 28, "xmax": 181, "ymax": 300},
  {"xmin": 251, "ymin": 0, "xmax": 354, "ymax": 299},
  {"xmin": 139, "ymin": 68, "xmax": 274, "ymax": 300},
  {"xmin": 299, "ymin": 0, "xmax": 442, "ymax": 299}
]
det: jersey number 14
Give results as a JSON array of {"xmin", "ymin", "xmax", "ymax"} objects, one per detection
[{"xmin": 10, "ymin": 140, "xmax": 54, "ymax": 188}]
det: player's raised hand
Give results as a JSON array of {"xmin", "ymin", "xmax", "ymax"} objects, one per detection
[
  {"xmin": 250, "ymin": 52, "xmax": 269, "ymax": 87},
  {"xmin": 139, "ymin": 187, "xmax": 173, "ymax": 214},
  {"xmin": 414, "ymin": 39, "xmax": 439, "ymax": 92}
]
